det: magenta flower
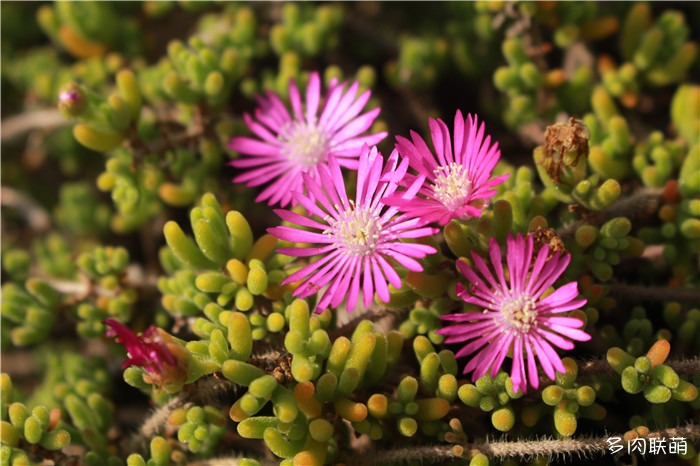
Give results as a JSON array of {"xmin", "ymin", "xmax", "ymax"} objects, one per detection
[
  {"xmin": 104, "ymin": 318, "xmax": 177, "ymax": 374},
  {"xmin": 437, "ymin": 234, "xmax": 590, "ymax": 393},
  {"xmin": 229, "ymin": 72, "xmax": 387, "ymax": 207},
  {"xmin": 269, "ymin": 145, "xmax": 438, "ymax": 313},
  {"xmin": 385, "ymin": 111, "xmax": 508, "ymax": 226}
]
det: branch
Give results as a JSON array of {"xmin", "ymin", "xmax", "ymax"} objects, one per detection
[
  {"xmin": 357, "ymin": 425, "xmax": 700, "ymax": 465},
  {"xmin": 1, "ymin": 109, "xmax": 68, "ymax": 142},
  {"xmin": 124, "ymin": 395, "xmax": 187, "ymax": 455},
  {"xmin": 330, "ymin": 306, "xmax": 405, "ymax": 340},
  {"xmin": 609, "ymin": 283, "xmax": 700, "ymax": 305},
  {"xmin": 574, "ymin": 357, "xmax": 700, "ymax": 379},
  {"xmin": 528, "ymin": 357, "xmax": 700, "ymax": 387},
  {"xmin": 357, "ymin": 445, "xmax": 455, "ymax": 466},
  {"xmin": 1, "ymin": 186, "xmax": 51, "ymax": 232},
  {"xmin": 558, "ymin": 188, "xmax": 663, "ymax": 239},
  {"xmin": 189, "ymin": 458, "xmax": 278, "ymax": 466},
  {"xmin": 42, "ymin": 265, "xmax": 158, "ymax": 301},
  {"xmin": 463, "ymin": 424, "xmax": 700, "ymax": 461}
]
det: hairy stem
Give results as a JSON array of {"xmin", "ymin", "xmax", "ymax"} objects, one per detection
[
  {"xmin": 330, "ymin": 306, "xmax": 405, "ymax": 340},
  {"xmin": 465, "ymin": 424, "xmax": 700, "ymax": 460},
  {"xmin": 124, "ymin": 395, "xmax": 187, "ymax": 455},
  {"xmin": 189, "ymin": 458, "xmax": 278, "ymax": 466},
  {"xmin": 358, "ymin": 445, "xmax": 455, "ymax": 466},
  {"xmin": 358, "ymin": 425, "xmax": 700, "ymax": 464}
]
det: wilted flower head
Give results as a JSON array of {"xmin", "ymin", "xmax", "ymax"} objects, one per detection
[
  {"xmin": 386, "ymin": 111, "xmax": 508, "ymax": 225},
  {"xmin": 437, "ymin": 234, "xmax": 590, "ymax": 393},
  {"xmin": 229, "ymin": 72, "xmax": 387, "ymax": 207},
  {"xmin": 104, "ymin": 318, "xmax": 186, "ymax": 387},
  {"xmin": 269, "ymin": 145, "xmax": 438, "ymax": 313}
]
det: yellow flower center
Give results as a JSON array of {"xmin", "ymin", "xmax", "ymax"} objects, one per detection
[
  {"xmin": 499, "ymin": 294, "xmax": 538, "ymax": 334},
  {"xmin": 432, "ymin": 162, "xmax": 472, "ymax": 211},
  {"xmin": 326, "ymin": 203, "xmax": 382, "ymax": 256},
  {"xmin": 279, "ymin": 121, "xmax": 329, "ymax": 167}
]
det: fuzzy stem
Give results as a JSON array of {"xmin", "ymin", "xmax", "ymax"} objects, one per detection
[
  {"xmin": 609, "ymin": 283, "xmax": 700, "ymax": 305},
  {"xmin": 189, "ymin": 458, "xmax": 278, "ymax": 466},
  {"xmin": 358, "ymin": 425, "xmax": 700, "ymax": 464},
  {"xmin": 358, "ymin": 445, "xmax": 455, "ymax": 466},
  {"xmin": 330, "ymin": 306, "xmax": 404, "ymax": 340},
  {"xmin": 464, "ymin": 424, "xmax": 700, "ymax": 460},
  {"xmin": 124, "ymin": 395, "xmax": 187, "ymax": 454}
]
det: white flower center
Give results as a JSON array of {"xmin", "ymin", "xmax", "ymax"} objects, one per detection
[
  {"xmin": 279, "ymin": 121, "xmax": 329, "ymax": 167},
  {"xmin": 326, "ymin": 204, "xmax": 382, "ymax": 256},
  {"xmin": 432, "ymin": 162, "xmax": 472, "ymax": 211},
  {"xmin": 498, "ymin": 294, "xmax": 538, "ymax": 334}
]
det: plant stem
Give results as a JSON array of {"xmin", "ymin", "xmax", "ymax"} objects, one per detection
[
  {"xmin": 574, "ymin": 357, "xmax": 700, "ymax": 378},
  {"xmin": 358, "ymin": 425, "xmax": 700, "ymax": 464},
  {"xmin": 609, "ymin": 283, "xmax": 700, "ymax": 305},
  {"xmin": 124, "ymin": 395, "xmax": 186, "ymax": 455},
  {"xmin": 464, "ymin": 424, "xmax": 700, "ymax": 460},
  {"xmin": 0, "ymin": 186, "xmax": 52, "ymax": 232},
  {"xmin": 42, "ymin": 265, "xmax": 158, "ymax": 301},
  {"xmin": 531, "ymin": 357, "xmax": 700, "ymax": 387},
  {"xmin": 1, "ymin": 109, "xmax": 68, "ymax": 142},
  {"xmin": 558, "ymin": 188, "xmax": 663, "ymax": 239},
  {"xmin": 358, "ymin": 445, "xmax": 455, "ymax": 466}
]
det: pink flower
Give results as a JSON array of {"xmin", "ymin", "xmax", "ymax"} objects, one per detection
[
  {"xmin": 385, "ymin": 111, "xmax": 508, "ymax": 226},
  {"xmin": 229, "ymin": 72, "xmax": 387, "ymax": 207},
  {"xmin": 269, "ymin": 145, "xmax": 438, "ymax": 313},
  {"xmin": 104, "ymin": 318, "xmax": 177, "ymax": 374},
  {"xmin": 437, "ymin": 234, "xmax": 590, "ymax": 393}
]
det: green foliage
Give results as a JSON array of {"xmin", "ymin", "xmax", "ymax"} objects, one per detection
[
  {"xmin": 269, "ymin": 4, "xmax": 343, "ymax": 58},
  {"xmin": 1, "ymin": 374, "xmax": 71, "ymax": 458},
  {"xmin": 607, "ymin": 341, "xmax": 699, "ymax": 404},
  {"xmin": 540, "ymin": 358, "xmax": 606, "ymax": 437},
  {"xmin": 168, "ymin": 405, "xmax": 226, "ymax": 454},
  {"xmin": 3, "ymin": 2, "xmax": 700, "ymax": 466},
  {"xmin": 1, "ymin": 278, "xmax": 61, "ymax": 346},
  {"xmin": 458, "ymin": 372, "xmax": 523, "ymax": 432},
  {"xmin": 55, "ymin": 182, "xmax": 111, "ymax": 235}
]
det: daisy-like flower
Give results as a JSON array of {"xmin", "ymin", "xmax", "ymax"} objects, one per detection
[
  {"xmin": 268, "ymin": 145, "xmax": 438, "ymax": 313},
  {"xmin": 386, "ymin": 110, "xmax": 508, "ymax": 226},
  {"xmin": 436, "ymin": 234, "xmax": 590, "ymax": 393},
  {"xmin": 229, "ymin": 72, "xmax": 387, "ymax": 207},
  {"xmin": 104, "ymin": 318, "xmax": 187, "ymax": 387}
]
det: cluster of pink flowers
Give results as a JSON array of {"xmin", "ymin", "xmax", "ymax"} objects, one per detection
[
  {"xmin": 109, "ymin": 72, "xmax": 589, "ymax": 393},
  {"xmin": 230, "ymin": 72, "xmax": 511, "ymax": 312},
  {"xmin": 227, "ymin": 72, "xmax": 591, "ymax": 389}
]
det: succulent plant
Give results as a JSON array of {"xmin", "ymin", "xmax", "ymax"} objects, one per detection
[{"xmin": 2, "ymin": 3, "xmax": 698, "ymax": 466}]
